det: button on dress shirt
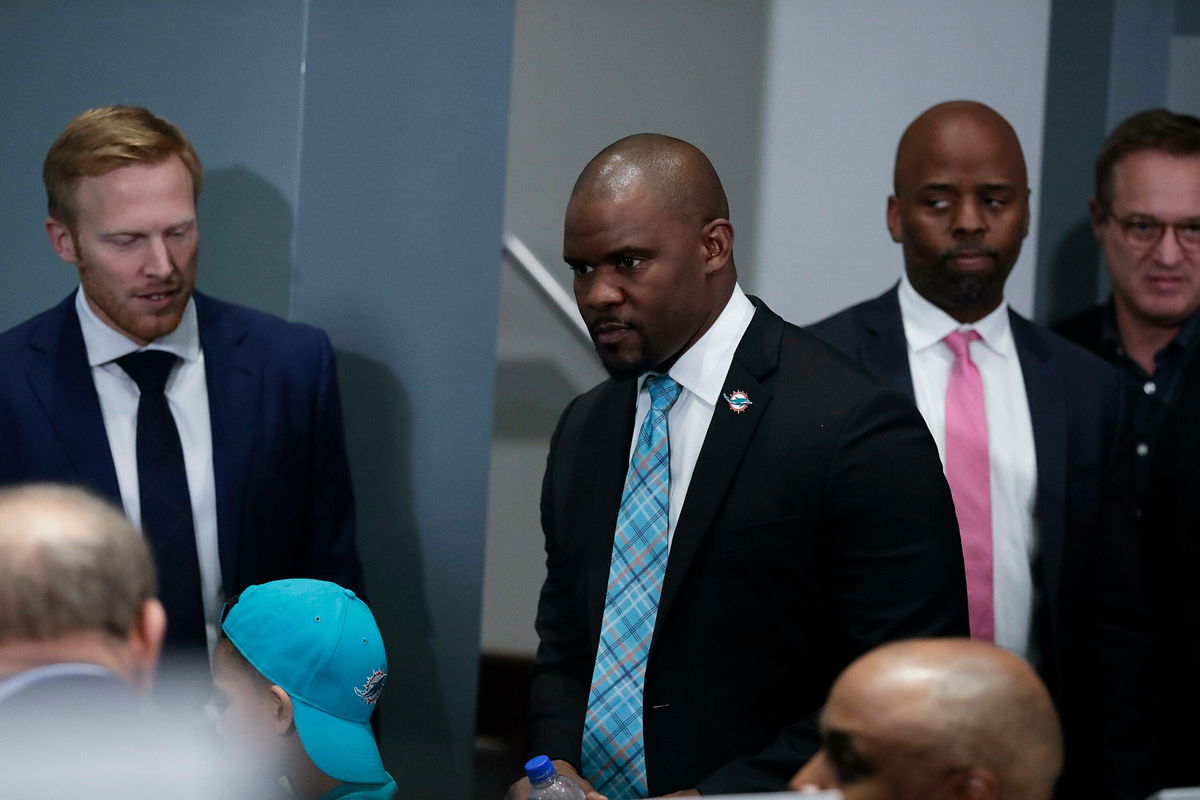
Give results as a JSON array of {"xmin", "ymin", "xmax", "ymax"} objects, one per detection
[{"xmin": 1091, "ymin": 300, "xmax": 1200, "ymax": 502}]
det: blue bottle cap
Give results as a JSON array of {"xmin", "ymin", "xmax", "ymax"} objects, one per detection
[{"xmin": 525, "ymin": 755, "xmax": 555, "ymax": 783}]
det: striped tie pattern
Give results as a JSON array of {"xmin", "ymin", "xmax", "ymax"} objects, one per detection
[{"xmin": 582, "ymin": 374, "xmax": 681, "ymax": 799}]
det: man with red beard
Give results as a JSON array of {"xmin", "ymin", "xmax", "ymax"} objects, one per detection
[
  {"xmin": 811, "ymin": 101, "xmax": 1151, "ymax": 799},
  {"xmin": 0, "ymin": 106, "xmax": 363, "ymax": 692}
]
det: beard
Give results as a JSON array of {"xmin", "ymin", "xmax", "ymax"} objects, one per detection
[
  {"xmin": 934, "ymin": 240, "xmax": 1004, "ymax": 309},
  {"xmin": 597, "ymin": 348, "xmax": 657, "ymax": 380},
  {"xmin": 587, "ymin": 314, "xmax": 660, "ymax": 380}
]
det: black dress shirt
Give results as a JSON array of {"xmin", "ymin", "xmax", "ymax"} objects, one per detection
[{"xmin": 1054, "ymin": 299, "xmax": 1200, "ymax": 502}]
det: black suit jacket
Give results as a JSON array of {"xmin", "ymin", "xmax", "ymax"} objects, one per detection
[
  {"xmin": 1137, "ymin": 342, "xmax": 1200, "ymax": 789},
  {"xmin": 0, "ymin": 291, "xmax": 363, "ymax": 596},
  {"xmin": 810, "ymin": 285, "xmax": 1152, "ymax": 799},
  {"xmin": 530, "ymin": 298, "xmax": 969, "ymax": 795}
]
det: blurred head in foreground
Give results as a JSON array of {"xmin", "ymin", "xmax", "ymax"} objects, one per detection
[
  {"xmin": 0, "ymin": 484, "xmax": 242, "ymax": 797},
  {"xmin": 0, "ymin": 482, "xmax": 164, "ymax": 692},
  {"xmin": 791, "ymin": 638, "xmax": 1061, "ymax": 800}
]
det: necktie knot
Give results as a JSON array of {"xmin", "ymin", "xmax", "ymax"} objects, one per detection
[
  {"xmin": 943, "ymin": 329, "xmax": 982, "ymax": 360},
  {"xmin": 646, "ymin": 374, "xmax": 681, "ymax": 413},
  {"xmin": 117, "ymin": 350, "xmax": 179, "ymax": 395}
]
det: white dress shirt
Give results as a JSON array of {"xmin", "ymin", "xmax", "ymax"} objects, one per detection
[
  {"xmin": 629, "ymin": 284, "xmax": 757, "ymax": 547},
  {"xmin": 897, "ymin": 274, "xmax": 1039, "ymax": 661},
  {"xmin": 75, "ymin": 288, "xmax": 223, "ymax": 654}
]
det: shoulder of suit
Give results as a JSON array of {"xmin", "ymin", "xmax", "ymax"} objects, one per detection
[
  {"xmin": 1049, "ymin": 302, "xmax": 1105, "ymax": 345},
  {"xmin": 0, "ymin": 293, "xmax": 76, "ymax": 357},
  {"xmin": 194, "ymin": 292, "xmax": 331, "ymax": 348},
  {"xmin": 806, "ymin": 286, "xmax": 898, "ymax": 341},
  {"xmin": 778, "ymin": 321, "xmax": 909, "ymax": 396},
  {"xmin": 565, "ymin": 374, "xmax": 631, "ymax": 416},
  {"xmin": 1009, "ymin": 309, "xmax": 1124, "ymax": 401}
]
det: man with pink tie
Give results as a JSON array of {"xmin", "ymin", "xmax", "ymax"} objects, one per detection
[{"xmin": 810, "ymin": 100, "xmax": 1151, "ymax": 800}]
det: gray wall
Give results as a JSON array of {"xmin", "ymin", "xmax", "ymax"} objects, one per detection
[
  {"xmin": 482, "ymin": 0, "xmax": 769, "ymax": 655},
  {"xmin": 0, "ymin": 0, "xmax": 308, "ymax": 324},
  {"xmin": 0, "ymin": 3, "xmax": 512, "ymax": 797},
  {"xmin": 755, "ymin": 0, "xmax": 1053, "ymax": 324},
  {"xmin": 502, "ymin": 0, "xmax": 769, "ymax": 291}
]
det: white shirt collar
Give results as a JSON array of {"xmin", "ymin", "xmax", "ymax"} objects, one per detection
[
  {"xmin": 897, "ymin": 272, "xmax": 1013, "ymax": 358},
  {"xmin": 75, "ymin": 286, "xmax": 200, "ymax": 368},
  {"xmin": 640, "ymin": 283, "xmax": 756, "ymax": 405},
  {"xmin": 0, "ymin": 662, "xmax": 119, "ymax": 704}
]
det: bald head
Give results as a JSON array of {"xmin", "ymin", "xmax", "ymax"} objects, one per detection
[
  {"xmin": 571, "ymin": 133, "xmax": 729, "ymax": 227},
  {"xmin": 894, "ymin": 101, "xmax": 1027, "ymax": 196},
  {"xmin": 564, "ymin": 134, "xmax": 737, "ymax": 379},
  {"xmin": 0, "ymin": 483, "xmax": 157, "ymax": 642},
  {"xmin": 794, "ymin": 639, "xmax": 1061, "ymax": 800}
]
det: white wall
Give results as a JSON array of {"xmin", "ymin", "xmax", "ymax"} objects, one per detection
[{"xmin": 754, "ymin": 0, "xmax": 1053, "ymax": 324}]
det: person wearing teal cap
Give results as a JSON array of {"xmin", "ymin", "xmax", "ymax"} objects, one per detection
[{"xmin": 215, "ymin": 578, "xmax": 396, "ymax": 799}]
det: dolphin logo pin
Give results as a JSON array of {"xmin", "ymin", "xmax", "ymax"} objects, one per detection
[{"xmin": 722, "ymin": 390, "xmax": 753, "ymax": 414}]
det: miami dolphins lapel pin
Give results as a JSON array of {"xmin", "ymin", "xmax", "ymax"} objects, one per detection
[{"xmin": 722, "ymin": 389, "xmax": 753, "ymax": 414}]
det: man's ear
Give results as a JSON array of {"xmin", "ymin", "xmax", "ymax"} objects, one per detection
[
  {"xmin": 886, "ymin": 195, "xmax": 903, "ymax": 243},
  {"xmin": 128, "ymin": 598, "xmax": 167, "ymax": 693},
  {"xmin": 700, "ymin": 218, "xmax": 734, "ymax": 274},
  {"xmin": 45, "ymin": 217, "xmax": 79, "ymax": 264},
  {"xmin": 269, "ymin": 685, "xmax": 296, "ymax": 736}
]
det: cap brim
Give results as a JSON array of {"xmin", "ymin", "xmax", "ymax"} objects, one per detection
[{"xmin": 291, "ymin": 695, "xmax": 388, "ymax": 784}]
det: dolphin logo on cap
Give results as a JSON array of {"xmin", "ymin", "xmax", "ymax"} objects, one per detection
[{"xmin": 354, "ymin": 668, "xmax": 388, "ymax": 705}]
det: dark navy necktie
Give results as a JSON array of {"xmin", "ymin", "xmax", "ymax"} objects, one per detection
[{"xmin": 116, "ymin": 351, "xmax": 206, "ymax": 649}]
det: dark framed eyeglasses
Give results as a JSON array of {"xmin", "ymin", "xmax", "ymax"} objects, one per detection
[{"xmin": 1110, "ymin": 212, "xmax": 1200, "ymax": 253}]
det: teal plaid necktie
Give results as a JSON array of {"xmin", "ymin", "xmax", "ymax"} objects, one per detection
[{"xmin": 582, "ymin": 374, "xmax": 681, "ymax": 799}]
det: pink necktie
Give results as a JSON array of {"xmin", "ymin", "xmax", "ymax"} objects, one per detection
[{"xmin": 943, "ymin": 329, "xmax": 994, "ymax": 641}]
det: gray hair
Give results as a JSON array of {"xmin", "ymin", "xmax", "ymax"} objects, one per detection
[{"xmin": 0, "ymin": 484, "xmax": 157, "ymax": 640}]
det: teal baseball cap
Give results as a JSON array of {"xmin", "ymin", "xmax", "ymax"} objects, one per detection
[{"xmin": 221, "ymin": 579, "xmax": 389, "ymax": 784}]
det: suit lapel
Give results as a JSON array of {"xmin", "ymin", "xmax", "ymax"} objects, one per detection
[
  {"xmin": 196, "ymin": 293, "xmax": 261, "ymax": 588},
  {"xmin": 653, "ymin": 302, "xmax": 778, "ymax": 637},
  {"xmin": 1009, "ymin": 311, "xmax": 1066, "ymax": 629},
  {"xmin": 26, "ymin": 295, "xmax": 122, "ymax": 502},
  {"xmin": 578, "ymin": 379, "xmax": 639, "ymax": 644},
  {"xmin": 856, "ymin": 286, "xmax": 916, "ymax": 400}
]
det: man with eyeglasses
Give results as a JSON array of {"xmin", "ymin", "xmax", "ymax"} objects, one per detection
[
  {"xmin": 1055, "ymin": 108, "xmax": 1200, "ymax": 502},
  {"xmin": 1056, "ymin": 109, "xmax": 1200, "ymax": 789}
]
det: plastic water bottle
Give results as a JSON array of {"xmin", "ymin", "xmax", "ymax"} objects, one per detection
[{"xmin": 525, "ymin": 755, "xmax": 586, "ymax": 800}]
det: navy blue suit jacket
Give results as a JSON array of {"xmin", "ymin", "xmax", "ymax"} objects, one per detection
[
  {"xmin": 810, "ymin": 285, "xmax": 1152, "ymax": 799},
  {"xmin": 0, "ymin": 291, "xmax": 363, "ymax": 596}
]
